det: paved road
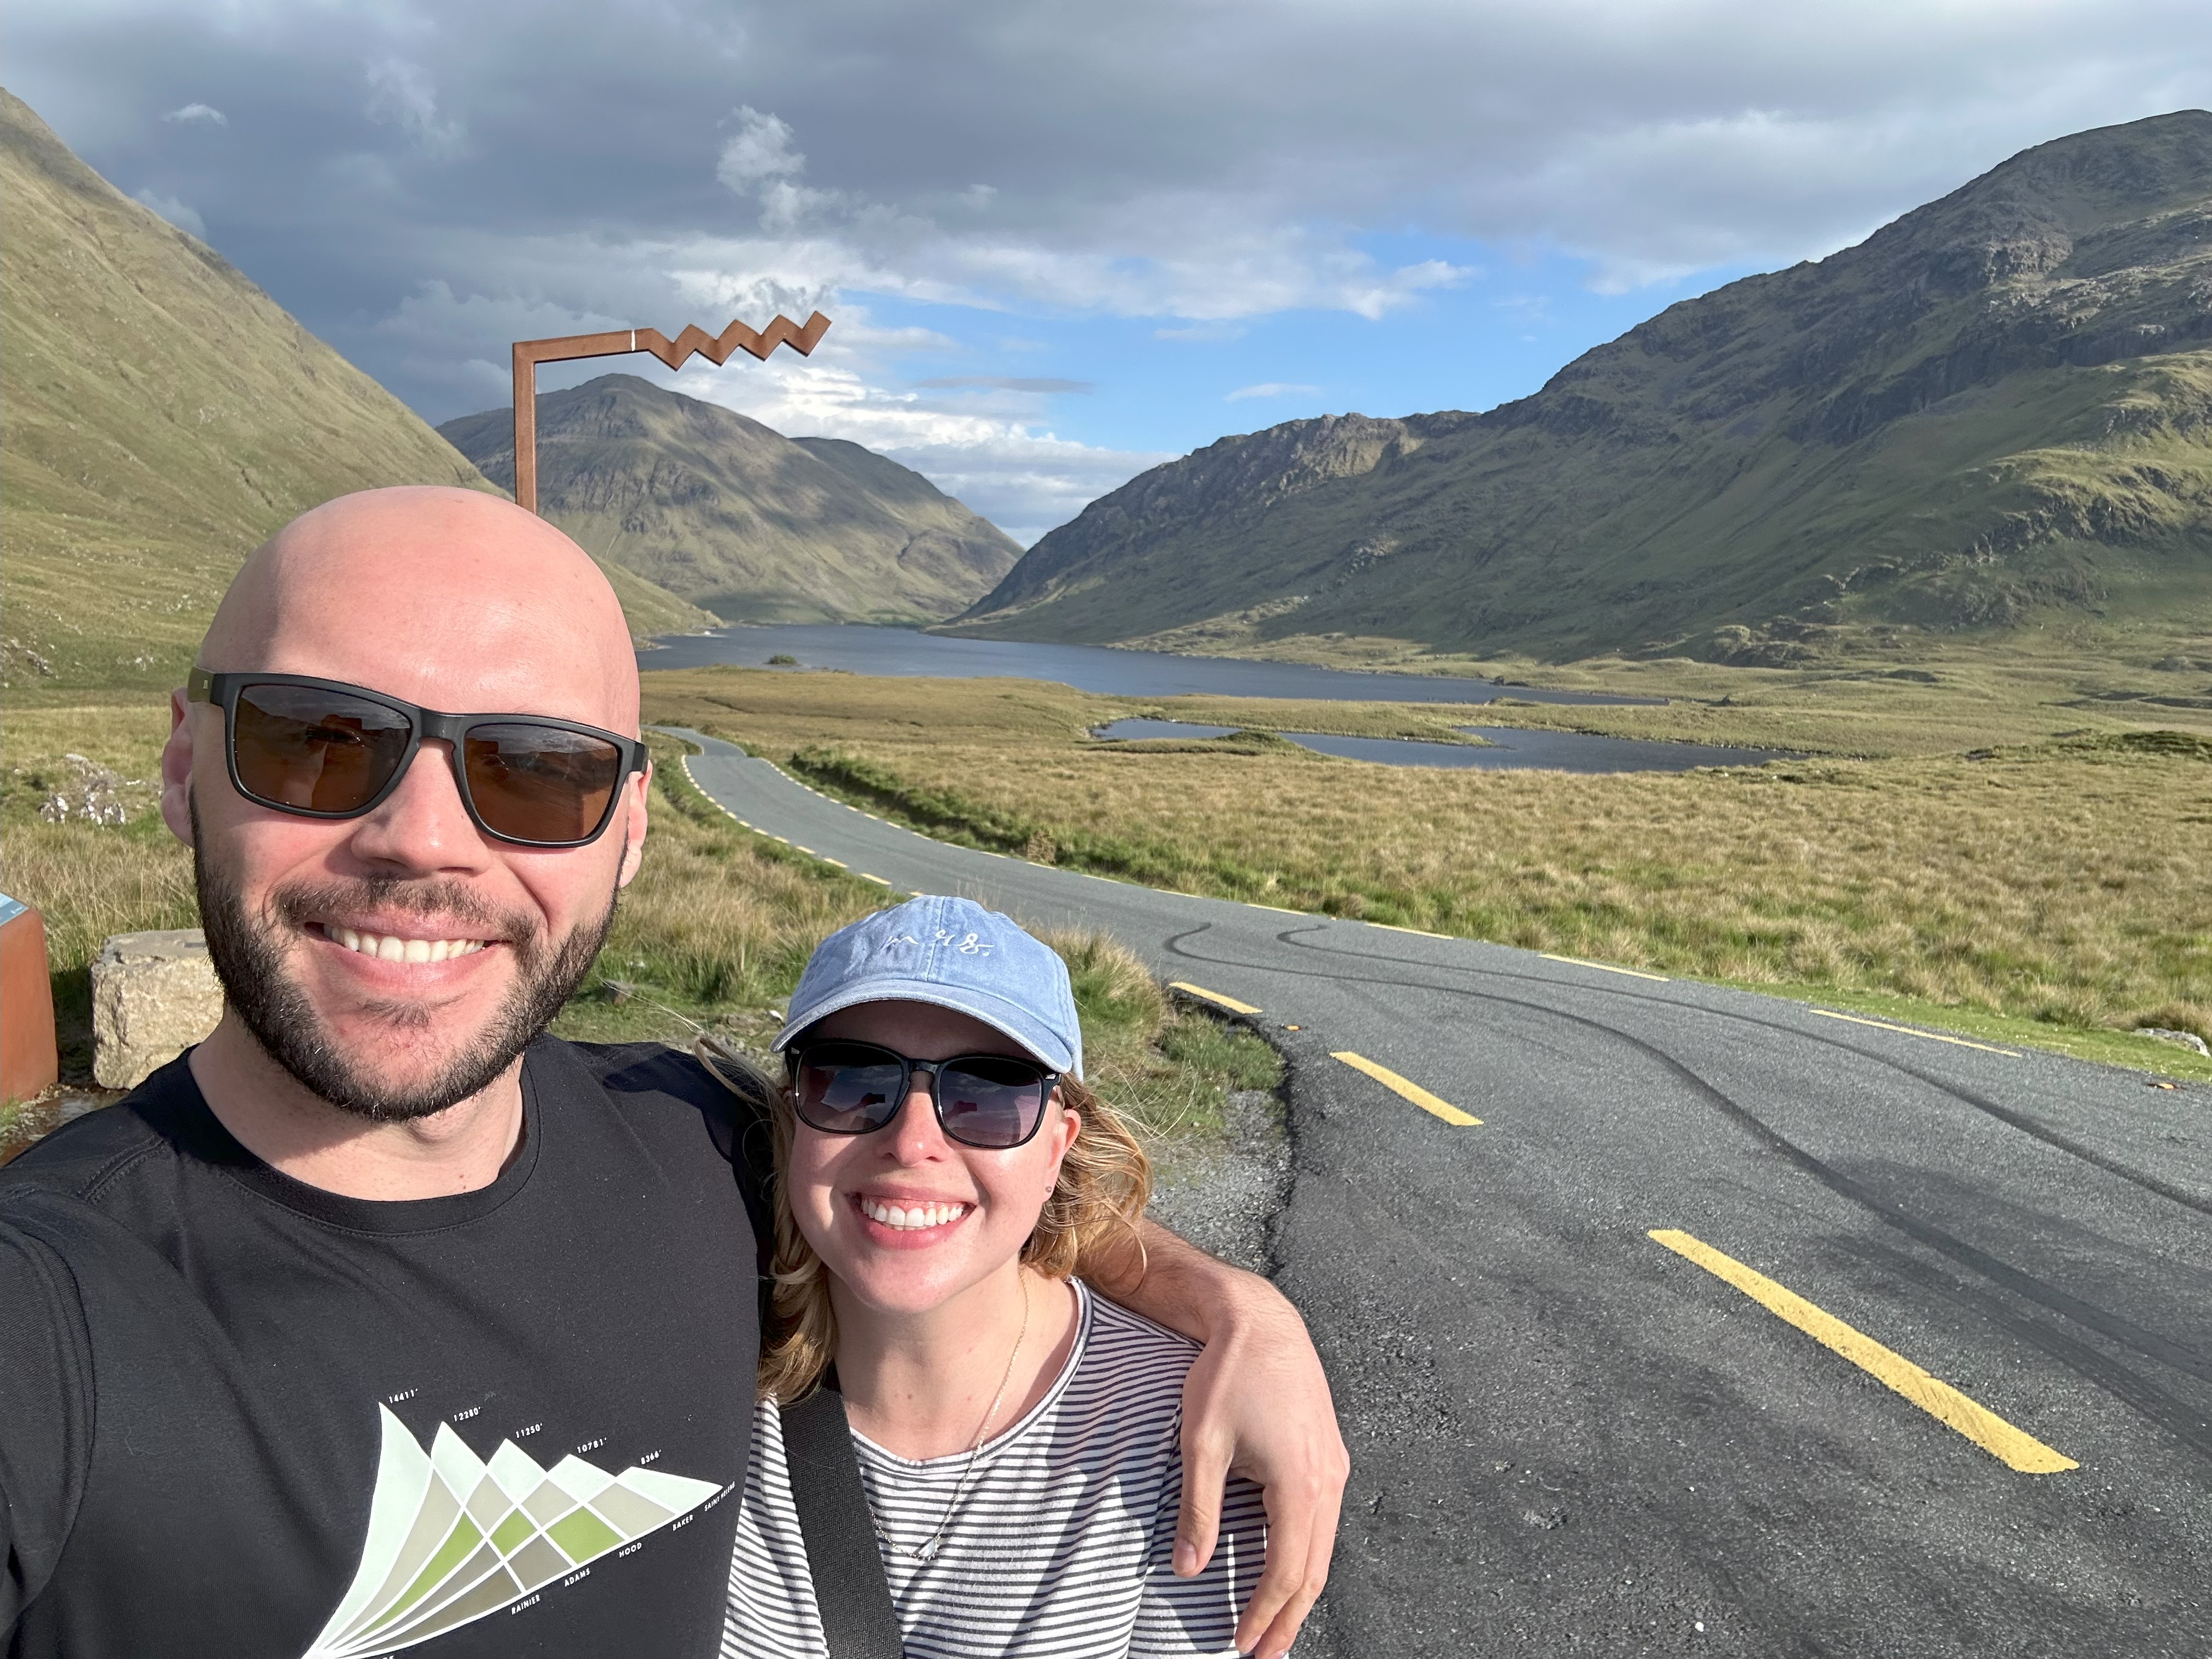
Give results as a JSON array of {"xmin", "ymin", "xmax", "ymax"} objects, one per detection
[{"xmin": 662, "ymin": 730, "xmax": 2211, "ymax": 1657}]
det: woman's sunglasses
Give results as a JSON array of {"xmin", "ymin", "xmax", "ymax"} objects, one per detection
[
  {"xmin": 188, "ymin": 669, "xmax": 650, "ymax": 849},
  {"xmin": 788, "ymin": 1039, "xmax": 1059, "ymax": 1150}
]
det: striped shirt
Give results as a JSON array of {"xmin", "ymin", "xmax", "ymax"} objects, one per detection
[{"xmin": 723, "ymin": 1280, "xmax": 1268, "ymax": 1658}]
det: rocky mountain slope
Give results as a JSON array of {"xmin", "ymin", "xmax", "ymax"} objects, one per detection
[
  {"xmin": 440, "ymin": 376, "xmax": 1023, "ymax": 624},
  {"xmin": 0, "ymin": 89, "xmax": 712, "ymax": 691},
  {"xmin": 952, "ymin": 111, "xmax": 2212, "ymax": 664}
]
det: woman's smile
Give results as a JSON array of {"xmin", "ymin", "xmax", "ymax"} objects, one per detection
[{"xmin": 853, "ymin": 1190, "xmax": 973, "ymax": 1237}]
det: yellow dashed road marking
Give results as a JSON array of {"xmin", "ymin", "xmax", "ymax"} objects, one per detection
[
  {"xmin": 1649, "ymin": 1229, "xmax": 2075, "ymax": 1474},
  {"xmin": 1331, "ymin": 1051, "xmax": 1480, "ymax": 1126},
  {"xmin": 859, "ymin": 873, "xmax": 891, "ymax": 886},
  {"xmin": 1246, "ymin": 903, "xmax": 1307, "ymax": 916},
  {"xmin": 1541, "ymin": 953, "xmax": 1669, "ymax": 981},
  {"xmin": 819, "ymin": 858, "xmax": 847, "ymax": 868},
  {"xmin": 1169, "ymin": 982, "xmax": 1262, "ymax": 1016},
  {"xmin": 1810, "ymin": 1010, "xmax": 2019, "ymax": 1057},
  {"xmin": 1372, "ymin": 922, "xmax": 1449, "ymax": 939}
]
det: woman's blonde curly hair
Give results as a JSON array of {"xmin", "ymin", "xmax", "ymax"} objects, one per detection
[{"xmin": 708, "ymin": 1032, "xmax": 1152, "ymax": 1403}]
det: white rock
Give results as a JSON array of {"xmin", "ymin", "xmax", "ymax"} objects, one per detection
[
  {"xmin": 2135, "ymin": 1026, "xmax": 2210, "ymax": 1058},
  {"xmin": 92, "ymin": 929, "xmax": 224, "ymax": 1089}
]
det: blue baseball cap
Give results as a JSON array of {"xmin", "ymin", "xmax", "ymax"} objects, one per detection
[{"xmin": 772, "ymin": 895, "xmax": 1084, "ymax": 1078}]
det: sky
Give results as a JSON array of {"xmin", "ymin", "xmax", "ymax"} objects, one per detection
[{"xmin": 8, "ymin": 1, "xmax": 2208, "ymax": 544}]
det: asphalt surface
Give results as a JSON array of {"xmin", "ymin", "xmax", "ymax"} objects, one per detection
[{"xmin": 661, "ymin": 730, "xmax": 2211, "ymax": 1657}]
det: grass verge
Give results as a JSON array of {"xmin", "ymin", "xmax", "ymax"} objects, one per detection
[{"xmin": 1716, "ymin": 981, "xmax": 2212, "ymax": 1085}]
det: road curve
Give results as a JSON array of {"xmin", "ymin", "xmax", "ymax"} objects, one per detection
[{"xmin": 661, "ymin": 729, "xmax": 2210, "ymax": 1658}]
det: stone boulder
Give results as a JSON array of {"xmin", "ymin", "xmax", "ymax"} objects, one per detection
[
  {"xmin": 2135, "ymin": 1026, "xmax": 2211, "ymax": 1058},
  {"xmin": 92, "ymin": 929, "xmax": 223, "ymax": 1089}
]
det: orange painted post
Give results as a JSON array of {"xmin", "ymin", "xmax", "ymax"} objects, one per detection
[
  {"xmin": 510, "ymin": 311, "xmax": 831, "ymax": 513},
  {"xmin": 1, "ymin": 895, "xmax": 60, "ymax": 1104}
]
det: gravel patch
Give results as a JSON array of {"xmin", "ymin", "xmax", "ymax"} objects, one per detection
[{"xmin": 1144, "ymin": 1087, "xmax": 1291, "ymax": 1276}]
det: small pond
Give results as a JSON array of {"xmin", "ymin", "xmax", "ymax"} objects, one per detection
[{"xmin": 1091, "ymin": 718, "xmax": 1790, "ymax": 774}]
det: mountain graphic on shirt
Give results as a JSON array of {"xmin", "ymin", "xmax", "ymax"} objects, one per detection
[{"xmin": 299, "ymin": 1404, "xmax": 723, "ymax": 1658}]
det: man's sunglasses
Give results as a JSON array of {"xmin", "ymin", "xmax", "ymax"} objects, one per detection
[
  {"xmin": 187, "ymin": 670, "xmax": 649, "ymax": 849},
  {"xmin": 787, "ymin": 1039, "xmax": 1060, "ymax": 1150}
]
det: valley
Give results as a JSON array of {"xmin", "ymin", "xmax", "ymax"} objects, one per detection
[
  {"xmin": 950, "ymin": 112, "xmax": 2211, "ymax": 675},
  {"xmin": 4, "ymin": 81, "xmax": 2206, "ymax": 1101}
]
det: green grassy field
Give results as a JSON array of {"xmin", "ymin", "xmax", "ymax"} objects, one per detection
[{"xmin": 637, "ymin": 665, "xmax": 2212, "ymax": 1077}]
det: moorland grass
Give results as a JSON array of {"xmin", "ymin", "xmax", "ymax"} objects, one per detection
[
  {"xmin": 1101, "ymin": 624, "xmax": 2212, "ymax": 758},
  {"xmin": 641, "ymin": 665, "xmax": 2212, "ymax": 1057}
]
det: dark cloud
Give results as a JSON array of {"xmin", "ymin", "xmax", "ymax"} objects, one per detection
[{"xmin": 7, "ymin": 0, "xmax": 2204, "ymax": 534}]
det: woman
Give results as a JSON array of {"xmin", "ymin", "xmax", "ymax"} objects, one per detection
[{"xmin": 719, "ymin": 895, "xmax": 1267, "ymax": 1658}]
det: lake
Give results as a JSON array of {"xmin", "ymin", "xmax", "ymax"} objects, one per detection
[
  {"xmin": 1092, "ymin": 718, "xmax": 1789, "ymax": 774},
  {"xmin": 645, "ymin": 623, "xmax": 1658, "ymax": 708}
]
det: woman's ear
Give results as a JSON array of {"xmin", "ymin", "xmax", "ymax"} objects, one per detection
[{"xmin": 1045, "ymin": 1097, "xmax": 1081, "ymax": 1173}]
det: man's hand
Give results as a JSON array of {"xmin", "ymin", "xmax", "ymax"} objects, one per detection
[{"xmin": 1085, "ymin": 1219, "xmax": 1348, "ymax": 1656}]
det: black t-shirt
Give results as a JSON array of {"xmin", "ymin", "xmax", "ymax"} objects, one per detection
[{"xmin": 0, "ymin": 1037, "xmax": 772, "ymax": 1659}]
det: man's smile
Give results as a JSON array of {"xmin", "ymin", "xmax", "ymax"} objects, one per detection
[{"xmin": 311, "ymin": 920, "xmax": 500, "ymax": 966}]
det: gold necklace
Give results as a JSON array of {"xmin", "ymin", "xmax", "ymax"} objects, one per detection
[{"xmin": 890, "ymin": 1275, "xmax": 1032, "ymax": 1564}]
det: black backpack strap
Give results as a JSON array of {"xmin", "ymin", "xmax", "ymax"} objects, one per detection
[
  {"xmin": 781, "ymin": 1381, "xmax": 904, "ymax": 1658},
  {"xmin": 577, "ymin": 1039, "xmax": 903, "ymax": 1657}
]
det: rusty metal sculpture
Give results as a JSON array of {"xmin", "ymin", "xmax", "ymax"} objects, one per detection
[{"xmin": 509, "ymin": 311, "xmax": 831, "ymax": 513}]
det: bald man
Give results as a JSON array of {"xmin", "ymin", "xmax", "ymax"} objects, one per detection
[{"xmin": 0, "ymin": 489, "xmax": 1346, "ymax": 1659}]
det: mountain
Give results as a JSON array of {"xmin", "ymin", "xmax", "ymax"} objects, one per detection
[
  {"xmin": 952, "ymin": 112, "xmax": 2212, "ymax": 665},
  {"xmin": 439, "ymin": 376, "xmax": 1023, "ymax": 624},
  {"xmin": 0, "ymin": 89, "xmax": 710, "ymax": 691}
]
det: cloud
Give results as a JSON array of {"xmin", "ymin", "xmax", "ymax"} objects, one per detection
[
  {"xmin": 914, "ymin": 376, "xmax": 1094, "ymax": 393},
  {"xmin": 1226, "ymin": 382, "xmax": 1321, "ymax": 402},
  {"xmin": 666, "ymin": 350, "xmax": 1164, "ymax": 544},
  {"xmin": 364, "ymin": 58, "xmax": 464, "ymax": 157},
  {"xmin": 132, "ymin": 186, "xmax": 205, "ymax": 237},
  {"xmin": 716, "ymin": 106, "xmax": 804, "ymax": 190},
  {"xmin": 9, "ymin": 0, "xmax": 2206, "ymax": 539}
]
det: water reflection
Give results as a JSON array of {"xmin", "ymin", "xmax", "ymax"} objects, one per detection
[{"xmin": 1091, "ymin": 718, "xmax": 1788, "ymax": 775}]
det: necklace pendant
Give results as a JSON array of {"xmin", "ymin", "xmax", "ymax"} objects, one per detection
[{"xmin": 912, "ymin": 1538, "xmax": 940, "ymax": 1562}]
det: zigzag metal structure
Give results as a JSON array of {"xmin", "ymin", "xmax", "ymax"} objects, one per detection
[{"xmin": 509, "ymin": 311, "xmax": 830, "ymax": 513}]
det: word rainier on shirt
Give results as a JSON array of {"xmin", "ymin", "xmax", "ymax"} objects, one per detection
[{"xmin": 723, "ymin": 1282, "xmax": 1267, "ymax": 1659}]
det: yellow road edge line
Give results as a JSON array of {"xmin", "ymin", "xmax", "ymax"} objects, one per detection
[
  {"xmin": 1810, "ymin": 1009, "xmax": 2021, "ymax": 1057},
  {"xmin": 1647, "ymin": 1229, "xmax": 2075, "ymax": 1474},
  {"xmin": 1167, "ymin": 981, "xmax": 1262, "ymax": 1017},
  {"xmin": 793, "ymin": 845, "xmax": 815, "ymax": 855},
  {"xmin": 1372, "ymin": 922, "xmax": 1449, "ymax": 939},
  {"xmin": 1541, "ymin": 952, "xmax": 1669, "ymax": 981},
  {"xmin": 1246, "ymin": 903, "xmax": 1307, "ymax": 916},
  {"xmin": 1331, "ymin": 1051, "xmax": 1481, "ymax": 1126},
  {"xmin": 859, "ymin": 873, "xmax": 891, "ymax": 886},
  {"xmin": 819, "ymin": 857, "xmax": 847, "ymax": 868}
]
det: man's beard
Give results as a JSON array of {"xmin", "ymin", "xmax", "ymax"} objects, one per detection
[{"xmin": 191, "ymin": 799, "xmax": 619, "ymax": 1121}]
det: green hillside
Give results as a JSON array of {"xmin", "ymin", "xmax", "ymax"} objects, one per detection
[
  {"xmin": 0, "ymin": 88, "xmax": 709, "ymax": 690},
  {"xmin": 953, "ymin": 111, "xmax": 2212, "ymax": 667},
  {"xmin": 439, "ymin": 375, "xmax": 1023, "ymax": 624}
]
